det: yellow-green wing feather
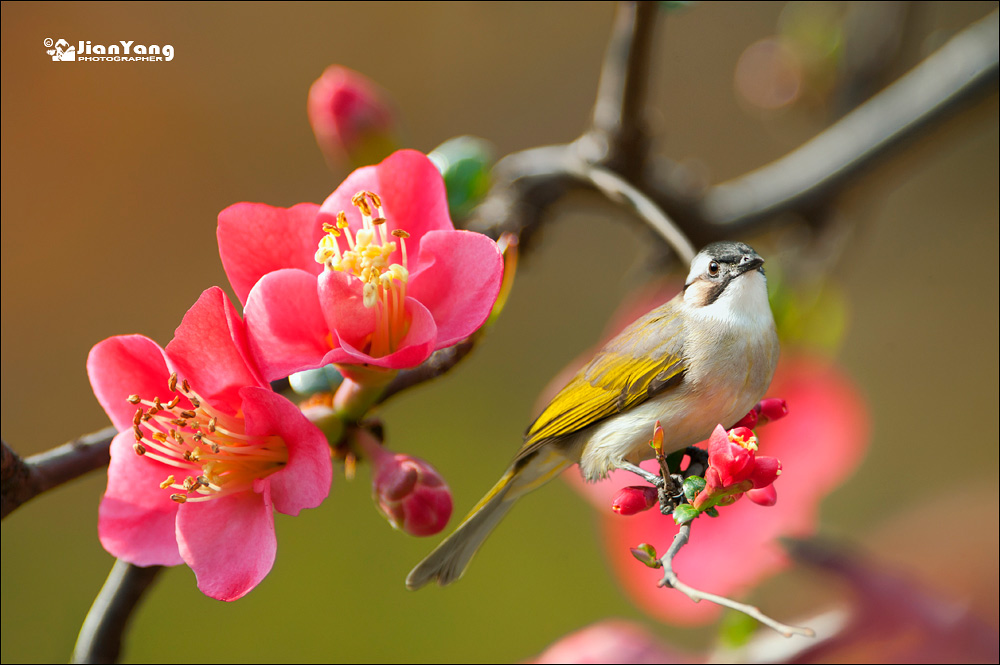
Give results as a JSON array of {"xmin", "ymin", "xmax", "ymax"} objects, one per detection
[{"xmin": 519, "ymin": 300, "xmax": 687, "ymax": 458}]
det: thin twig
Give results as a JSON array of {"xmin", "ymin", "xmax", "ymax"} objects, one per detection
[
  {"xmin": 1, "ymin": 427, "xmax": 116, "ymax": 520},
  {"xmin": 72, "ymin": 560, "xmax": 162, "ymax": 664},
  {"xmin": 658, "ymin": 524, "xmax": 815, "ymax": 638},
  {"xmin": 580, "ymin": 163, "xmax": 696, "ymax": 264}
]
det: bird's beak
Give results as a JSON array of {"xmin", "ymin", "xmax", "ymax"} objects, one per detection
[{"xmin": 734, "ymin": 255, "xmax": 764, "ymax": 276}]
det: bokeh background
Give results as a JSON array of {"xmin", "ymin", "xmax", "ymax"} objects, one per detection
[{"xmin": 2, "ymin": 2, "xmax": 997, "ymax": 662}]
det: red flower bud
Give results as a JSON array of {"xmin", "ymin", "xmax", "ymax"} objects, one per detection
[
  {"xmin": 308, "ymin": 66, "xmax": 400, "ymax": 169},
  {"xmin": 356, "ymin": 431, "xmax": 453, "ymax": 537},
  {"xmin": 611, "ymin": 486, "xmax": 659, "ymax": 515},
  {"xmin": 372, "ymin": 453, "xmax": 453, "ymax": 537},
  {"xmin": 757, "ymin": 398, "xmax": 788, "ymax": 425}
]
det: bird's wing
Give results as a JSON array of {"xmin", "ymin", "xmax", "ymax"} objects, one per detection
[{"xmin": 517, "ymin": 302, "xmax": 686, "ymax": 462}]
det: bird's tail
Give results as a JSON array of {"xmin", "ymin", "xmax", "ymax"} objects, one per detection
[{"xmin": 406, "ymin": 451, "xmax": 571, "ymax": 589}]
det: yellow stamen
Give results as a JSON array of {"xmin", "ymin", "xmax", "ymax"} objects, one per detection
[
  {"xmin": 127, "ymin": 374, "xmax": 289, "ymax": 504},
  {"xmin": 314, "ymin": 189, "xmax": 412, "ymax": 357}
]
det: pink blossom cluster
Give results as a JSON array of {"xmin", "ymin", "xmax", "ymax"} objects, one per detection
[{"xmin": 89, "ymin": 136, "xmax": 503, "ymax": 600}]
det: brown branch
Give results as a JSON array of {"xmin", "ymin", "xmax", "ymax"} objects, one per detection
[
  {"xmin": 473, "ymin": 9, "xmax": 999, "ymax": 252},
  {"xmin": 72, "ymin": 560, "xmax": 162, "ymax": 664},
  {"xmin": 1, "ymin": 427, "xmax": 116, "ymax": 520},
  {"xmin": 582, "ymin": 0, "xmax": 660, "ymax": 177},
  {"xmin": 379, "ymin": 335, "xmax": 479, "ymax": 404},
  {"xmin": 681, "ymin": 8, "xmax": 1000, "ymax": 240}
]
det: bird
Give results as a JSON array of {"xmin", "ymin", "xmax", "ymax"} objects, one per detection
[{"xmin": 406, "ymin": 241, "xmax": 779, "ymax": 589}]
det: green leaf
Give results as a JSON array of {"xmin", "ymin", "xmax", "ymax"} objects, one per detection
[
  {"xmin": 705, "ymin": 507, "xmax": 720, "ymax": 518},
  {"xmin": 682, "ymin": 475, "xmax": 706, "ymax": 502},
  {"xmin": 427, "ymin": 136, "xmax": 495, "ymax": 220},
  {"xmin": 673, "ymin": 504, "xmax": 700, "ymax": 525},
  {"xmin": 630, "ymin": 543, "xmax": 661, "ymax": 568}
]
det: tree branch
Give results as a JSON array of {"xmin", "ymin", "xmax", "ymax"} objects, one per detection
[
  {"xmin": 72, "ymin": 560, "xmax": 162, "ymax": 664},
  {"xmin": 657, "ymin": 523, "xmax": 815, "ymax": 638},
  {"xmin": 583, "ymin": 0, "xmax": 660, "ymax": 176},
  {"xmin": 1, "ymin": 427, "xmax": 116, "ymax": 520},
  {"xmin": 687, "ymin": 8, "xmax": 999, "ymax": 236},
  {"xmin": 580, "ymin": 163, "xmax": 696, "ymax": 264}
]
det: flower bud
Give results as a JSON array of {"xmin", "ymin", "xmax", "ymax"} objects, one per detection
[
  {"xmin": 757, "ymin": 398, "xmax": 789, "ymax": 425},
  {"xmin": 611, "ymin": 485, "xmax": 659, "ymax": 515},
  {"xmin": 372, "ymin": 453, "xmax": 453, "ymax": 537},
  {"xmin": 308, "ymin": 66, "xmax": 400, "ymax": 170}
]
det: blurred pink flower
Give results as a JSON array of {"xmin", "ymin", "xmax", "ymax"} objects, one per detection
[
  {"xmin": 308, "ymin": 65, "xmax": 400, "ymax": 169},
  {"xmin": 569, "ymin": 355, "xmax": 868, "ymax": 624},
  {"xmin": 217, "ymin": 149, "xmax": 504, "ymax": 381},
  {"xmin": 533, "ymin": 619, "xmax": 695, "ymax": 664},
  {"xmin": 355, "ymin": 430, "xmax": 453, "ymax": 536},
  {"xmin": 88, "ymin": 287, "xmax": 332, "ymax": 601}
]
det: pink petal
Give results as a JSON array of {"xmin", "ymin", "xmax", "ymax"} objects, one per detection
[
  {"xmin": 317, "ymin": 150, "xmax": 453, "ymax": 255},
  {"xmin": 407, "ymin": 230, "xmax": 503, "ymax": 348},
  {"xmin": 98, "ymin": 430, "xmax": 183, "ymax": 566},
  {"xmin": 747, "ymin": 485, "xmax": 777, "ymax": 506},
  {"xmin": 244, "ymin": 269, "xmax": 332, "ymax": 382},
  {"xmin": 316, "ymin": 269, "xmax": 376, "ymax": 351},
  {"xmin": 750, "ymin": 456, "xmax": 781, "ymax": 488},
  {"xmin": 217, "ymin": 202, "xmax": 322, "ymax": 306},
  {"xmin": 331, "ymin": 297, "xmax": 437, "ymax": 369},
  {"xmin": 165, "ymin": 287, "xmax": 264, "ymax": 413},
  {"xmin": 88, "ymin": 335, "xmax": 171, "ymax": 432},
  {"xmin": 533, "ymin": 619, "xmax": 696, "ymax": 664},
  {"xmin": 176, "ymin": 488, "xmax": 276, "ymax": 602},
  {"xmin": 239, "ymin": 386, "xmax": 332, "ymax": 516}
]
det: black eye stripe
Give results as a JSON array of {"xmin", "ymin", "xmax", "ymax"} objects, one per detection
[{"xmin": 701, "ymin": 273, "xmax": 732, "ymax": 305}]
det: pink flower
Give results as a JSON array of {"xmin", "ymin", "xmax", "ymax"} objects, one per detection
[
  {"xmin": 692, "ymin": 425, "xmax": 782, "ymax": 510},
  {"xmin": 87, "ymin": 287, "xmax": 332, "ymax": 601},
  {"xmin": 569, "ymin": 356, "xmax": 868, "ymax": 624},
  {"xmin": 217, "ymin": 149, "xmax": 504, "ymax": 381},
  {"xmin": 308, "ymin": 65, "xmax": 400, "ymax": 169},
  {"xmin": 355, "ymin": 430, "xmax": 453, "ymax": 536},
  {"xmin": 533, "ymin": 619, "xmax": 696, "ymax": 664}
]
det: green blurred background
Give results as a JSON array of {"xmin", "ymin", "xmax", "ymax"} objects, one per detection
[{"xmin": 2, "ymin": 2, "xmax": 997, "ymax": 662}]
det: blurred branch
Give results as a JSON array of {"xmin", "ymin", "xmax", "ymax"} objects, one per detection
[
  {"xmin": 581, "ymin": 164, "xmax": 696, "ymax": 264},
  {"xmin": 72, "ymin": 560, "xmax": 162, "ymax": 664},
  {"xmin": 657, "ymin": 523, "xmax": 815, "ymax": 638},
  {"xmin": 584, "ymin": 0, "xmax": 659, "ymax": 176},
  {"xmin": 684, "ymin": 8, "xmax": 999, "ymax": 238},
  {"xmin": 380, "ymin": 336, "xmax": 479, "ymax": 403},
  {"xmin": 424, "ymin": 5, "xmax": 1000, "ymax": 400},
  {"xmin": 1, "ymin": 427, "xmax": 116, "ymax": 520}
]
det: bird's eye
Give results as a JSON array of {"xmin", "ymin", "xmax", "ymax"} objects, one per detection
[{"xmin": 708, "ymin": 261, "xmax": 720, "ymax": 276}]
